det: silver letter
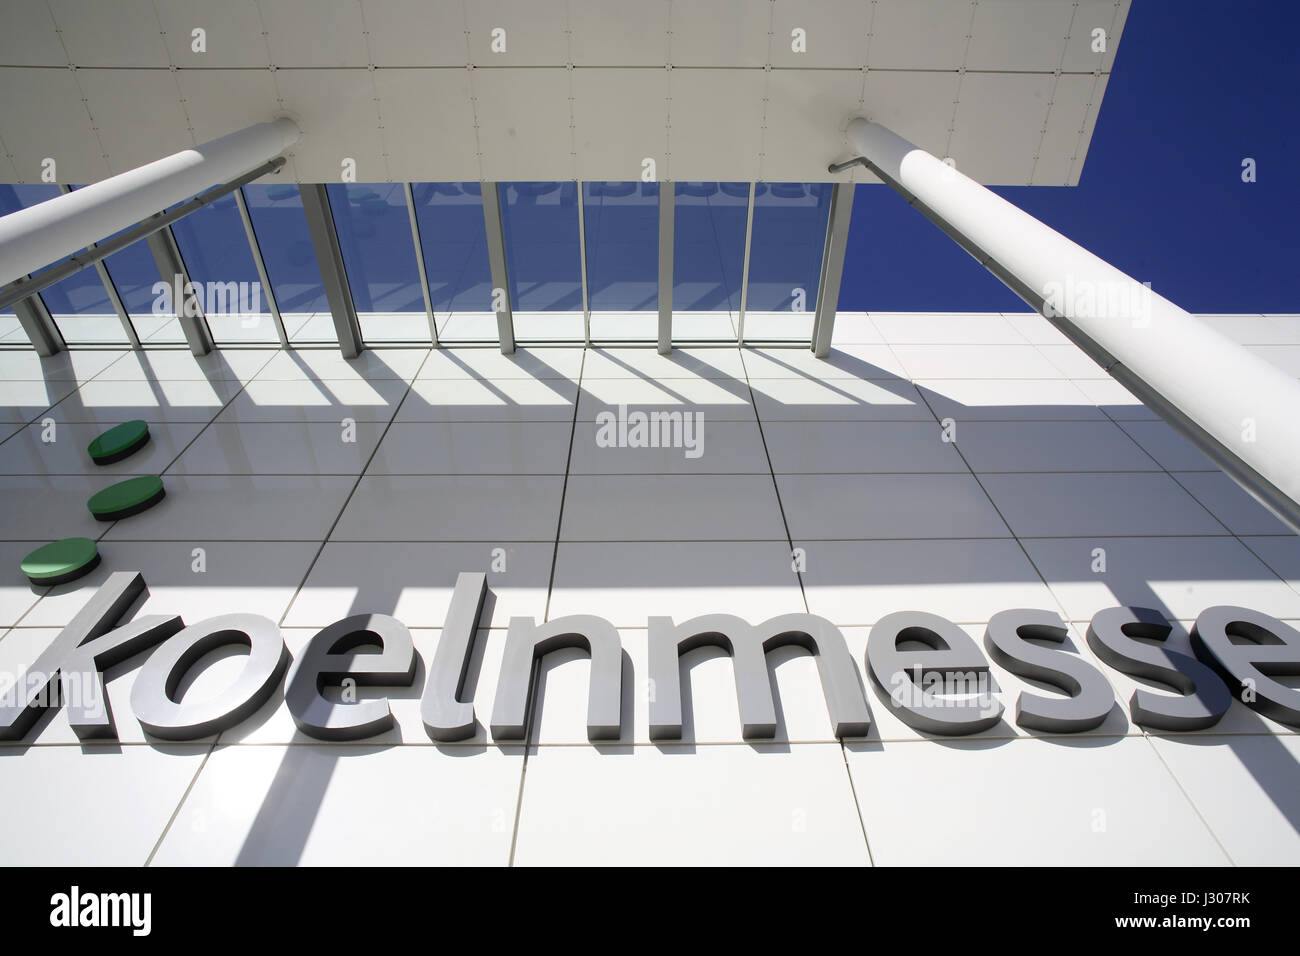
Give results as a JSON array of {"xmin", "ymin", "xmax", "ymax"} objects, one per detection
[
  {"xmin": 130, "ymin": 614, "xmax": 288, "ymax": 739},
  {"xmin": 286, "ymin": 614, "xmax": 416, "ymax": 741},
  {"xmin": 491, "ymin": 615, "xmax": 623, "ymax": 741},
  {"xmin": 647, "ymin": 613, "xmax": 870, "ymax": 739}
]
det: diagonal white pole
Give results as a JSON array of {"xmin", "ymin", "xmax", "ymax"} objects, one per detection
[
  {"xmin": 0, "ymin": 118, "xmax": 300, "ymax": 287},
  {"xmin": 847, "ymin": 117, "xmax": 1300, "ymax": 532}
]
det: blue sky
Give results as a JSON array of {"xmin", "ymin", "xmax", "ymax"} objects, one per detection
[{"xmin": 838, "ymin": 0, "xmax": 1300, "ymax": 314}]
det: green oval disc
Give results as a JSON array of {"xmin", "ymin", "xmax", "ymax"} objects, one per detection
[
  {"xmin": 87, "ymin": 475, "xmax": 165, "ymax": 521},
  {"xmin": 87, "ymin": 419, "xmax": 150, "ymax": 464},
  {"xmin": 20, "ymin": 537, "xmax": 101, "ymax": 585}
]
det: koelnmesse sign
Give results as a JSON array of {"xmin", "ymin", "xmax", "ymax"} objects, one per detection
[{"xmin": 2, "ymin": 571, "xmax": 1298, "ymax": 742}]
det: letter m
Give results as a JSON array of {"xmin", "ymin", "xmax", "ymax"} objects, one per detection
[{"xmin": 647, "ymin": 613, "xmax": 871, "ymax": 740}]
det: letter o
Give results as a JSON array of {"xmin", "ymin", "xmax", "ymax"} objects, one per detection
[{"xmin": 130, "ymin": 614, "xmax": 288, "ymax": 740}]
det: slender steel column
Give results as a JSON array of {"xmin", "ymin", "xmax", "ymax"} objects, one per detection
[
  {"xmin": 737, "ymin": 181, "xmax": 756, "ymax": 345},
  {"xmin": 657, "ymin": 182, "xmax": 674, "ymax": 354},
  {"xmin": 403, "ymin": 182, "xmax": 440, "ymax": 347},
  {"xmin": 233, "ymin": 186, "xmax": 288, "ymax": 347},
  {"xmin": 577, "ymin": 181, "xmax": 591, "ymax": 346},
  {"xmin": 480, "ymin": 182, "xmax": 515, "ymax": 355},
  {"xmin": 846, "ymin": 117, "xmax": 1300, "ymax": 532},
  {"xmin": 147, "ymin": 225, "xmax": 211, "ymax": 356},
  {"xmin": 11, "ymin": 294, "xmax": 62, "ymax": 356},
  {"xmin": 0, "ymin": 119, "xmax": 299, "ymax": 286},
  {"xmin": 811, "ymin": 182, "xmax": 853, "ymax": 358},
  {"xmin": 299, "ymin": 184, "xmax": 364, "ymax": 359}
]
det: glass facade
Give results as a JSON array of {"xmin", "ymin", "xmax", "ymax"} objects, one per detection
[
  {"xmin": 242, "ymin": 184, "xmax": 334, "ymax": 344},
  {"xmin": 582, "ymin": 181, "xmax": 658, "ymax": 341},
  {"xmin": 171, "ymin": 191, "xmax": 277, "ymax": 344},
  {"xmin": 326, "ymin": 183, "xmax": 427, "ymax": 343},
  {"xmin": 2, "ymin": 178, "xmax": 836, "ymax": 351},
  {"xmin": 744, "ymin": 182, "xmax": 833, "ymax": 340},
  {"xmin": 498, "ymin": 182, "xmax": 584, "ymax": 342},
  {"xmin": 673, "ymin": 181, "xmax": 749, "ymax": 341},
  {"xmin": 410, "ymin": 182, "xmax": 494, "ymax": 342},
  {"xmin": 583, "ymin": 181, "xmax": 659, "ymax": 313},
  {"xmin": 101, "ymin": 238, "xmax": 179, "ymax": 345}
]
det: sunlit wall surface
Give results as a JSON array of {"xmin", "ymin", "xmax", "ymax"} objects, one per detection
[
  {"xmin": 411, "ymin": 182, "xmax": 494, "ymax": 342},
  {"xmin": 673, "ymin": 181, "xmax": 749, "ymax": 341},
  {"xmin": 744, "ymin": 182, "xmax": 832, "ymax": 341},
  {"xmin": 327, "ymin": 183, "xmax": 427, "ymax": 343},
  {"xmin": 171, "ymin": 192, "xmax": 277, "ymax": 344},
  {"xmin": 242, "ymin": 184, "xmax": 334, "ymax": 344},
  {"xmin": 498, "ymin": 182, "xmax": 583, "ymax": 342}
]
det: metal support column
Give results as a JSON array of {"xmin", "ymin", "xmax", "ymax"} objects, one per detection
[
  {"xmin": 233, "ymin": 186, "xmax": 288, "ymax": 347},
  {"xmin": 845, "ymin": 116, "xmax": 1300, "ymax": 533},
  {"xmin": 810, "ymin": 182, "xmax": 854, "ymax": 358},
  {"xmin": 403, "ymin": 182, "xmax": 440, "ymax": 347},
  {"xmin": 737, "ymin": 182, "xmax": 756, "ymax": 346},
  {"xmin": 299, "ymin": 184, "xmax": 364, "ymax": 359},
  {"xmin": 147, "ymin": 225, "xmax": 211, "ymax": 356},
  {"xmin": 12, "ymin": 294, "xmax": 62, "ymax": 356},
  {"xmin": 480, "ymin": 182, "xmax": 515, "ymax": 355},
  {"xmin": 577, "ymin": 181, "xmax": 591, "ymax": 346},
  {"xmin": 657, "ymin": 182, "xmax": 673, "ymax": 355}
]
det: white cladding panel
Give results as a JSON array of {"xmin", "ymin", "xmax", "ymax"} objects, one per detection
[{"xmin": 0, "ymin": 0, "xmax": 1128, "ymax": 185}]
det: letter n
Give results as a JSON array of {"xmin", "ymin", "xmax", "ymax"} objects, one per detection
[{"xmin": 490, "ymin": 616, "xmax": 623, "ymax": 741}]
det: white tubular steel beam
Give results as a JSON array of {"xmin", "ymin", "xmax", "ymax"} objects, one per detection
[
  {"xmin": 0, "ymin": 119, "xmax": 300, "ymax": 287},
  {"xmin": 846, "ymin": 117, "xmax": 1300, "ymax": 532}
]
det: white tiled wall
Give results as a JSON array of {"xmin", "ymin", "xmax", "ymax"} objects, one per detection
[{"xmin": 0, "ymin": 311, "xmax": 1298, "ymax": 866}]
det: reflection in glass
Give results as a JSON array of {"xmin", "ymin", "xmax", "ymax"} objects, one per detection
[
  {"xmin": 101, "ymin": 240, "xmax": 181, "ymax": 345},
  {"xmin": 745, "ymin": 182, "xmax": 832, "ymax": 340},
  {"xmin": 673, "ymin": 182, "xmax": 748, "ymax": 341},
  {"xmin": 326, "ymin": 183, "xmax": 427, "ymax": 343},
  {"xmin": 583, "ymin": 181, "xmax": 658, "ymax": 313},
  {"xmin": 580, "ymin": 181, "xmax": 658, "ymax": 341},
  {"xmin": 171, "ymin": 191, "xmax": 277, "ymax": 343},
  {"xmin": 242, "ymin": 184, "xmax": 335, "ymax": 343},
  {"xmin": 410, "ymin": 182, "xmax": 494, "ymax": 342},
  {"xmin": 498, "ymin": 182, "xmax": 583, "ymax": 342}
]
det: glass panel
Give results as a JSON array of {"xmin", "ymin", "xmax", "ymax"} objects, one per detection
[
  {"xmin": 0, "ymin": 184, "xmax": 127, "ymax": 345},
  {"xmin": 101, "ymin": 241, "xmax": 181, "ymax": 345},
  {"xmin": 242, "ymin": 183, "xmax": 336, "ymax": 344},
  {"xmin": 326, "ymin": 182, "xmax": 427, "ymax": 343},
  {"xmin": 498, "ymin": 181, "xmax": 583, "ymax": 341},
  {"xmin": 40, "ymin": 265, "xmax": 128, "ymax": 345},
  {"xmin": 584, "ymin": 181, "xmax": 658, "ymax": 341},
  {"xmin": 171, "ymin": 191, "xmax": 277, "ymax": 344},
  {"xmin": 673, "ymin": 181, "xmax": 749, "ymax": 341},
  {"xmin": 744, "ymin": 182, "xmax": 832, "ymax": 341},
  {"xmin": 410, "ymin": 182, "xmax": 494, "ymax": 342}
]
